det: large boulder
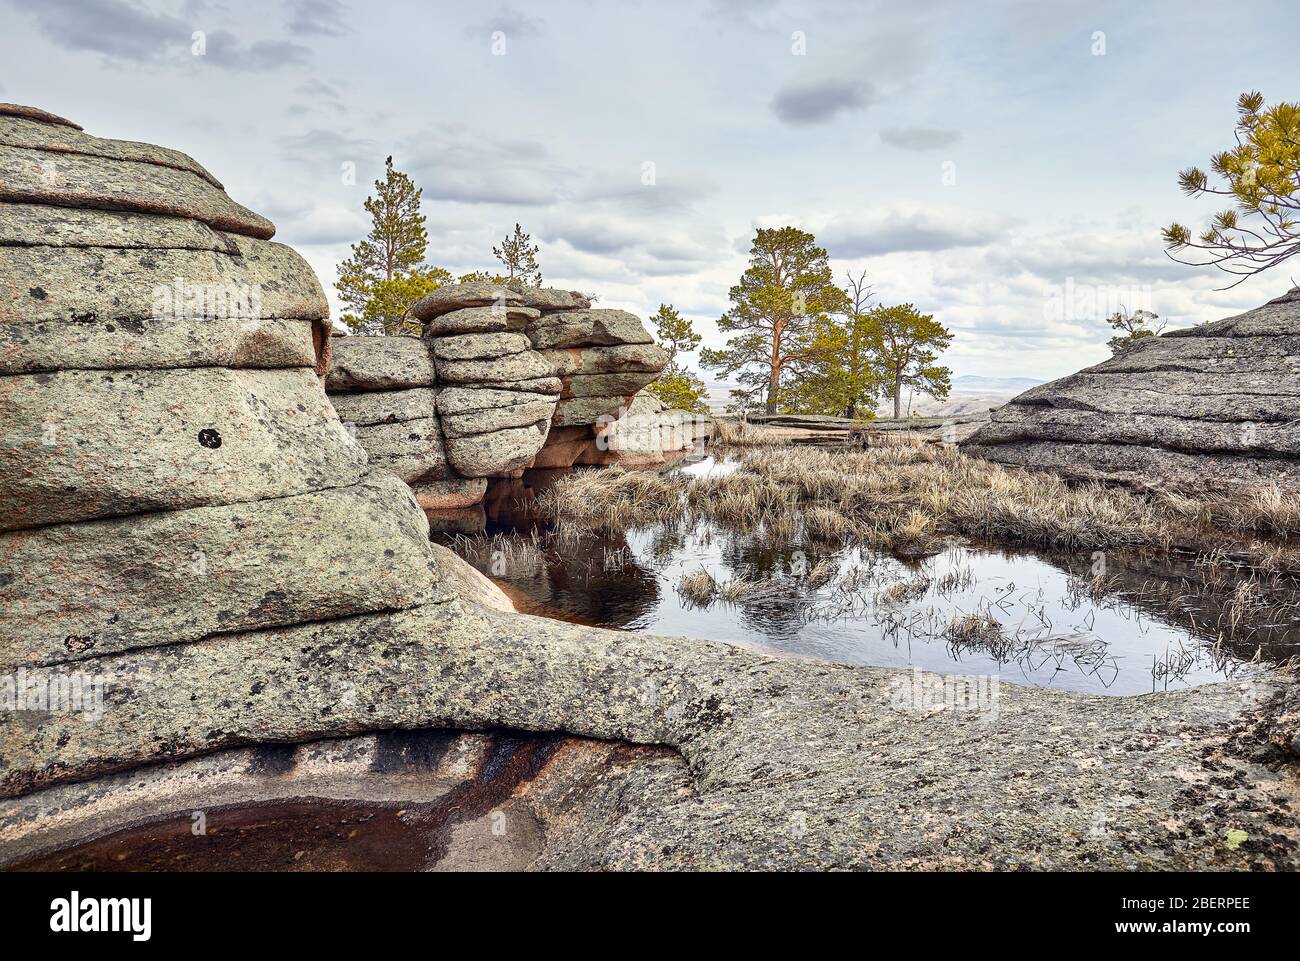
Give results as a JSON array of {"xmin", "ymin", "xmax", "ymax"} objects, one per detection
[
  {"xmin": 963, "ymin": 289, "xmax": 1300, "ymax": 490},
  {"xmin": 0, "ymin": 105, "xmax": 444, "ymax": 680}
]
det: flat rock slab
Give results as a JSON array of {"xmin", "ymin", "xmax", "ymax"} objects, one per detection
[
  {"xmin": 539, "ymin": 343, "xmax": 668, "ymax": 376},
  {"xmin": 423, "ymin": 305, "xmax": 538, "ymax": 336},
  {"xmin": 563, "ymin": 371, "xmax": 661, "ymax": 398},
  {"xmin": 0, "ymin": 316, "xmax": 323, "ymax": 376},
  {"xmin": 0, "ymin": 203, "xmax": 234, "ymax": 250},
  {"xmin": 0, "ymin": 144, "xmax": 272, "ymax": 239},
  {"xmin": 1, "ymin": 600, "xmax": 1294, "ymax": 870},
  {"xmin": 435, "ymin": 350, "xmax": 556, "ymax": 385},
  {"xmin": 436, "ymin": 385, "xmax": 555, "ymax": 416},
  {"xmin": 516, "ymin": 288, "xmax": 591, "ymax": 313},
  {"xmin": 0, "ymin": 366, "xmax": 367, "ymax": 531},
  {"xmin": 353, "ymin": 417, "xmax": 449, "ymax": 483},
  {"xmin": 440, "ymin": 397, "xmax": 556, "ymax": 439},
  {"xmin": 0, "ymin": 103, "xmax": 81, "ymax": 129},
  {"xmin": 412, "ymin": 282, "xmax": 523, "ymax": 320},
  {"xmin": 0, "ymin": 235, "xmax": 326, "ymax": 325},
  {"xmin": 526, "ymin": 309, "xmax": 654, "ymax": 349},
  {"xmin": 445, "ymin": 423, "xmax": 550, "ymax": 476},
  {"xmin": 964, "ymin": 439, "xmax": 1300, "ymax": 489},
  {"xmin": 0, "ymin": 116, "xmax": 222, "ymax": 188},
  {"xmin": 429, "ymin": 332, "xmax": 530, "ymax": 361},
  {"xmin": 0, "ymin": 472, "xmax": 445, "ymax": 672},
  {"xmin": 330, "ymin": 386, "xmax": 438, "ymax": 426},
  {"xmin": 325, "ymin": 336, "xmax": 436, "ymax": 391},
  {"xmin": 554, "ymin": 395, "xmax": 632, "ymax": 426},
  {"xmin": 963, "ymin": 288, "xmax": 1300, "ymax": 490},
  {"xmin": 409, "ymin": 476, "xmax": 488, "ymax": 511}
]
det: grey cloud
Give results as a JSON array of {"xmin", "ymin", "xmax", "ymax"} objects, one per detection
[
  {"xmin": 823, "ymin": 207, "xmax": 1007, "ymax": 256},
  {"xmin": 285, "ymin": 0, "xmax": 350, "ymax": 37},
  {"xmin": 12, "ymin": 0, "xmax": 311, "ymax": 70},
  {"xmin": 15, "ymin": 0, "xmax": 189, "ymax": 62},
  {"xmin": 202, "ymin": 30, "xmax": 312, "ymax": 70},
  {"xmin": 770, "ymin": 78, "xmax": 875, "ymax": 126},
  {"xmin": 880, "ymin": 126, "xmax": 961, "ymax": 150},
  {"xmin": 464, "ymin": 4, "xmax": 543, "ymax": 39}
]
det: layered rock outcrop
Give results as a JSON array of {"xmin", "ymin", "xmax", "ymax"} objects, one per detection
[
  {"xmin": 324, "ymin": 283, "xmax": 671, "ymax": 507},
  {"xmin": 963, "ymin": 289, "xmax": 1300, "ymax": 489},
  {"xmin": 0, "ymin": 104, "xmax": 447, "ymax": 675}
]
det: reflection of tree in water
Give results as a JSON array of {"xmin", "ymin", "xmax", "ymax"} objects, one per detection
[
  {"xmin": 712, "ymin": 527, "xmax": 830, "ymax": 644},
  {"xmin": 1045, "ymin": 548, "xmax": 1300, "ymax": 665},
  {"xmin": 553, "ymin": 531, "xmax": 662, "ymax": 628}
]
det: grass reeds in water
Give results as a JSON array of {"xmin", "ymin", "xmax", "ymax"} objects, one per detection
[{"xmin": 538, "ymin": 441, "xmax": 1300, "ymax": 570}]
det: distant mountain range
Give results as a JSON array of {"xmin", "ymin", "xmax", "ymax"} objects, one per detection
[{"xmin": 949, "ymin": 375, "xmax": 1045, "ymax": 394}]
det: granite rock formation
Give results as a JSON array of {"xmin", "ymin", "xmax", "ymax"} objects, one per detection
[
  {"xmin": 963, "ymin": 289, "xmax": 1300, "ymax": 490},
  {"xmin": 323, "ymin": 284, "xmax": 671, "ymax": 507},
  {"xmin": 4, "ymin": 105, "xmax": 1298, "ymax": 872},
  {"xmin": 0, "ymin": 104, "xmax": 447, "ymax": 679}
]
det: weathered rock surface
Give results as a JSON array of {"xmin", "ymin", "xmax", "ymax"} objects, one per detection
[
  {"xmin": 3, "ymin": 598, "xmax": 1296, "ymax": 870},
  {"xmin": 329, "ymin": 386, "xmax": 438, "ymax": 426},
  {"xmin": 0, "ymin": 473, "xmax": 445, "ymax": 671},
  {"xmin": 424, "ymin": 304, "xmax": 538, "ymax": 336},
  {"xmin": 325, "ymin": 335, "xmax": 436, "ymax": 391},
  {"xmin": 434, "ymin": 350, "xmax": 557, "ymax": 385},
  {"xmin": 0, "ymin": 317, "xmax": 324, "ymax": 376},
  {"xmin": 0, "ymin": 116, "xmax": 223, "ymax": 187},
  {"xmin": 580, "ymin": 392, "xmax": 713, "ymax": 467},
  {"xmin": 964, "ymin": 288, "xmax": 1300, "ymax": 489},
  {"xmin": 1, "ymin": 366, "xmax": 368, "ymax": 531},
  {"xmin": 0, "ymin": 144, "xmax": 273, "ymax": 238},
  {"xmin": 526, "ymin": 309, "xmax": 654, "ymax": 349},
  {"xmin": 0, "ymin": 103, "xmax": 80, "ymax": 129},
  {"xmin": 429, "ymin": 331, "xmax": 530, "ymax": 361},
  {"xmin": 410, "ymin": 282, "xmax": 523, "ymax": 320},
  {"xmin": 325, "ymin": 285, "xmax": 667, "ymax": 497},
  {"xmin": 439, "ymin": 396, "xmax": 556, "ymax": 439},
  {"xmin": 352, "ymin": 417, "xmax": 449, "ymax": 483},
  {"xmin": 538, "ymin": 343, "xmax": 669, "ymax": 376},
  {"xmin": 444, "ymin": 424, "xmax": 550, "ymax": 477},
  {"xmin": 0, "ymin": 202, "xmax": 231, "ymax": 249},
  {"xmin": 0, "ymin": 106, "xmax": 440, "ymax": 713}
]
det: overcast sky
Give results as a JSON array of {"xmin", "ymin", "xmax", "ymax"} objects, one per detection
[{"xmin": 2, "ymin": 0, "xmax": 1296, "ymax": 381}]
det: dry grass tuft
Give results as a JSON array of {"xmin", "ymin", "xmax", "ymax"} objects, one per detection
[
  {"xmin": 677, "ymin": 569, "xmax": 718, "ymax": 606},
  {"xmin": 539, "ymin": 440, "xmax": 1300, "ymax": 570},
  {"xmin": 712, "ymin": 419, "xmax": 786, "ymax": 447}
]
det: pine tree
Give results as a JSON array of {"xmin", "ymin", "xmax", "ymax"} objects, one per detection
[
  {"xmin": 336, "ymin": 156, "xmax": 439, "ymax": 335},
  {"xmin": 645, "ymin": 304, "xmax": 709, "ymax": 414},
  {"xmin": 700, "ymin": 227, "xmax": 849, "ymax": 414},
  {"xmin": 493, "ymin": 223, "xmax": 543, "ymax": 287},
  {"xmin": 1163, "ymin": 92, "xmax": 1300, "ymax": 286},
  {"xmin": 1106, "ymin": 307, "xmax": 1164, "ymax": 353},
  {"xmin": 781, "ymin": 270, "xmax": 882, "ymax": 419},
  {"xmin": 867, "ymin": 304, "xmax": 953, "ymax": 418}
]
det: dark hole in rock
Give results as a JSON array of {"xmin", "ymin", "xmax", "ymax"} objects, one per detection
[{"xmin": 198, "ymin": 428, "xmax": 223, "ymax": 449}]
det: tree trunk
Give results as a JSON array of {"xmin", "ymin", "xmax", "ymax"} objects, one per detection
[
  {"xmin": 892, "ymin": 377, "xmax": 902, "ymax": 418},
  {"xmin": 766, "ymin": 361, "xmax": 780, "ymax": 414}
]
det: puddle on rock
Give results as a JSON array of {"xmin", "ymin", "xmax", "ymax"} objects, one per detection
[{"xmin": 436, "ymin": 456, "xmax": 1299, "ymax": 696}]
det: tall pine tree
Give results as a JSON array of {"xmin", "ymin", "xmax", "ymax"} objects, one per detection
[
  {"xmin": 336, "ymin": 156, "xmax": 443, "ymax": 335},
  {"xmin": 493, "ymin": 223, "xmax": 543, "ymax": 287},
  {"xmin": 700, "ymin": 227, "xmax": 849, "ymax": 414}
]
